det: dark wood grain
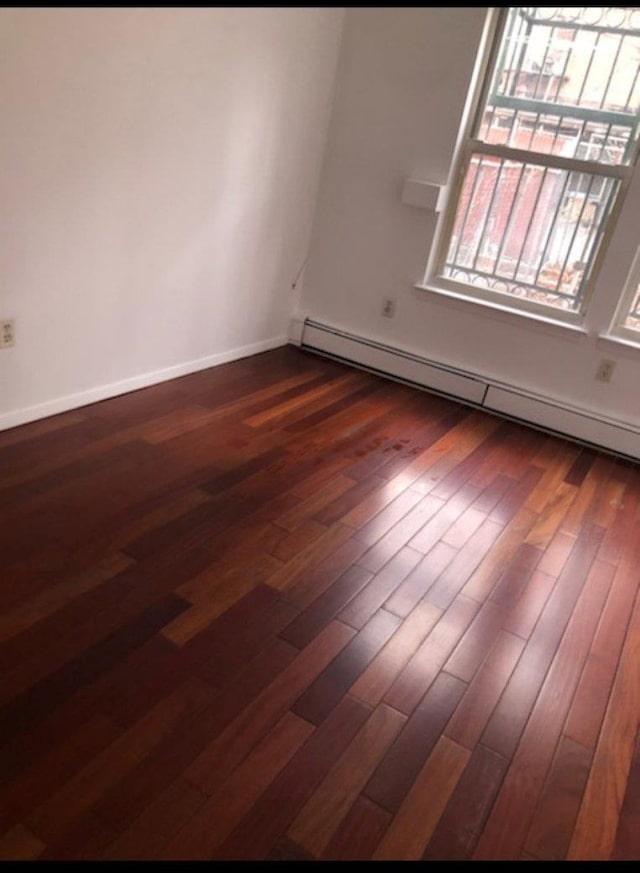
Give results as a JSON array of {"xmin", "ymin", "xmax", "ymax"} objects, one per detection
[
  {"xmin": 322, "ymin": 796, "xmax": 391, "ymax": 861},
  {"xmin": 213, "ymin": 695, "xmax": 372, "ymax": 860},
  {"xmin": 365, "ymin": 672, "xmax": 467, "ymax": 813},
  {"xmin": 159, "ymin": 711, "xmax": 315, "ymax": 860},
  {"xmin": 0, "ymin": 346, "xmax": 637, "ymax": 860},
  {"xmin": 525, "ymin": 736, "xmax": 593, "ymax": 861},
  {"xmin": 474, "ymin": 556, "xmax": 613, "ymax": 860},
  {"xmin": 291, "ymin": 610, "xmax": 400, "ymax": 725},
  {"xmin": 563, "ymin": 450, "xmax": 597, "ymax": 487},
  {"xmin": 0, "ymin": 594, "xmax": 189, "ymax": 745},
  {"xmin": 356, "ymin": 495, "xmax": 444, "ymax": 574},
  {"xmin": 287, "ymin": 703, "xmax": 405, "ymax": 856},
  {"xmin": 279, "ymin": 565, "xmax": 373, "ymax": 650},
  {"xmin": 445, "ymin": 630, "xmax": 525, "ymax": 750},
  {"xmin": 372, "ymin": 736, "xmax": 470, "ymax": 860},
  {"xmin": 612, "ymin": 727, "xmax": 640, "ymax": 861},
  {"xmin": 186, "ymin": 620, "xmax": 355, "ymax": 794},
  {"xmin": 423, "ymin": 745, "xmax": 509, "ymax": 860},
  {"xmin": 338, "ymin": 547, "xmax": 422, "ymax": 629},
  {"xmin": 567, "ymin": 573, "xmax": 640, "ymax": 860},
  {"xmin": 480, "ymin": 524, "xmax": 604, "ymax": 761},
  {"xmin": 350, "ymin": 600, "xmax": 442, "ymax": 707},
  {"xmin": 104, "ymin": 777, "xmax": 207, "ymax": 860},
  {"xmin": 384, "ymin": 596, "xmax": 480, "ymax": 715}
]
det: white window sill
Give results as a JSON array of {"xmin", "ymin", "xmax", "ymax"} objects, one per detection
[
  {"xmin": 597, "ymin": 332, "xmax": 640, "ymax": 355},
  {"xmin": 415, "ymin": 282, "xmax": 589, "ymax": 341}
]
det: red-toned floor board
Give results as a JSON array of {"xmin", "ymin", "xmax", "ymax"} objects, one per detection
[{"xmin": 0, "ymin": 345, "xmax": 638, "ymax": 860}]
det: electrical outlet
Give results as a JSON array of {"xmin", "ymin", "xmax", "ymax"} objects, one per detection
[
  {"xmin": 381, "ymin": 298, "xmax": 396, "ymax": 318},
  {"xmin": 595, "ymin": 358, "xmax": 615, "ymax": 383},
  {"xmin": 0, "ymin": 319, "xmax": 15, "ymax": 348}
]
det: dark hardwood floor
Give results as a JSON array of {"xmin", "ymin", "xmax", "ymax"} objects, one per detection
[{"xmin": 1, "ymin": 345, "xmax": 639, "ymax": 861}]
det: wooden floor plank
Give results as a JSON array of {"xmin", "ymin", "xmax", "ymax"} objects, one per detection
[
  {"xmin": 291, "ymin": 610, "xmax": 400, "ymax": 725},
  {"xmin": 356, "ymin": 495, "xmax": 444, "ymax": 574},
  {"xmin": 0, "ymin": 824, "xmax": 45, "ymax": 861},
  {"xmin": 312, "ymin": 474, "xmax": 385, "ymax": 527},
  {"xmin": 567, "ymin": 577, "xmax": 640, "ymax": 861},
  {"xmin": 25, "ymin": 678, "xmax": 214, "ymax": 842},
  {"xmin": 444, "ymin": 600, "xmax": 509, "ymax": 683},
  {"xmin": 213, "ymin": 696, "xmax": 372, "ymax": 860},
  {"xmin": 365, "ymin": 672, "xmax": 467, "ymax": 813},
  {"xmin": 383, "ymin": 596, "xmax": 480, "ymax": 715},
  {"xmin": 612, "ymin": 726, "xmax": 640, "ymax": 861},
  {"xmin": 408, "ymin": 483, "xmax": 481, "ymax": 554},
  {"xmin": 426, "ymin": 519, "xmax": 505, "ymax": 609},
  {"xmin": 276, "ymin": 476, "xmax": 356, "ymax": 533},
  {"xmin": 321, "ymin": 796, "xmax": 391, "ymax": 861},
  {"xmin": 285, "ymin": 536, "xmax": 368, "ymax": 609},
  {"xmin": 338, "ymin": 547, "xmax": 422, "ymax": 630},
  {"xmin": 423, "ymin": 745, "xmax": 509, "ymax": 861},
  {"xmin": 354, "ymin": 487, "xmax": 424, "ymax": 546},
  {"xmin": 0, "ymin": 594, "xmax": 189, "ymax": 743},
  {"xmin": 37, "ymin": 812, "xmax": 117, "ymax": 861},
  {"xmin": 186, "ymin": 620, "xmax": 355, "ymax": 794},
  {"xmin": 564, "ymin": 560, "xmax": 638, "ymax": 751},
  {"xmin": 445, "ymin": 630, "xmax": 525, "ymax": 750},
  {"xmin": 383, "ymin": 541, "xmax": 457, "ymax": 619},
  {"xmin": 487, "ymin": 541, "xmax": 542, "ymax": 610},
  {"xmin": 502, "ymin": 569, "xmax": 557, "ymax": 640},
  {"xmin": 103, "ymin": 777, "xmax": 208, "ymax": 860},
  {"xmin": 350, "ymin": 601, "xmax": 442, "ymax": 707},
  {"xmin": 0, "ymin": 552, "xmax": 135, "ymax": 644},
  {"xmin": 474, "ymin": 557, "xmax": 614, "ymax": 859},
  {"xmin": 264, "ymin": 523, "xmax": 355, "ymax": 592},
  {"xmin": 372, "ymin": 736, "xmax": 470, "ymax": 860},
  {"xmin": 271, "ymin": 519, "xmax": 328, "ymax": 563},
  {"xmin": 1, "ymin": 346, "xmax": 638, "ymax": 860},
  {"xmin": 159, "ymin": 711, "xmax": 314, "ymax": 859},
  {"xmin": 0, "ymin": 715, "xmax": 121, "ymax": 836},
  {"xmin": 480, "ymin": 524, "xmax": 604, "ymax": 760},
  {"xmin": 287, "ymin": 703, "xmax": 405, "ymax": 856},
  {"xmin": 525, "ymin": 736, "xmax": 593, "ymax": 861},
  {"xmin": 279, "ymin": 565, "xmax": 373, "ymax": 650},
  {"xmin": 462, "ymin": 506, "xmax": 538, "ymax": 603}
]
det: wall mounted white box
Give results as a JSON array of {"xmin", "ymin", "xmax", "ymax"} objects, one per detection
[{"xmin": 401, "ymin": 178, "xmax": 448, "ymax": 212}]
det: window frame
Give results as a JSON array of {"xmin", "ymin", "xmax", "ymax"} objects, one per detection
[
  {"xmin": 424, "ymin": 6, "xmax": 640, "ymax": 326},
  {"xmin": 610, "ymin": 244, "xmax": 640, "ymax": 341}
]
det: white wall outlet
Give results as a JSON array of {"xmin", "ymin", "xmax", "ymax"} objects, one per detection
[
  {"xmin": 595, "ymin": 358, "xmax": 615, "ymax": 383},
  {"xmin": 0, "ymin": 319, "xmax": 15, "ymax": 348},
  {"xmin": 381, "ymin": 298, "xmax": 396, "ymax": 318}
]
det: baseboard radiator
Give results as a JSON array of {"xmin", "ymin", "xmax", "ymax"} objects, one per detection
[{"xmin": 298, "ymin": 318, "xmax": 640, "ymax": 462}]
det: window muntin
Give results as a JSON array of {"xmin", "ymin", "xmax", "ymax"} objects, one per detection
[{"xmin": 438, "ymin": 7, "xmax": 640, "ymax": 317}]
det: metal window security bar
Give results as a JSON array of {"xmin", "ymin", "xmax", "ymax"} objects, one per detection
[{"xmin": 439, "ymin": 7, "xmax": 640, "ymax": 316}]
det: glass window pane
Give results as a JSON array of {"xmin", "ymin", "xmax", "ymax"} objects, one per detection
[
  {"xmin": 477, "ymin": 7, "xmax": 640, "ymax": 164},
  {"xmin": 443, "ymin": 153, "xmax": 619, "ymax": 310}
]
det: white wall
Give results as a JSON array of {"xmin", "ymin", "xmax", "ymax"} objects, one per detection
[
  {"xmin": 0, "ymin": 7, "xmax": 344, "ymax": 427},
  {"xmin": 299, "ymin": 8, "xmax": 640, "ymax": 428}
]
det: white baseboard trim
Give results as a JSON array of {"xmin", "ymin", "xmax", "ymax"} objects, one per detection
[
  {"xmin": 0, "ymin": 335, "xmax": 288, "ymax": 433},
  {"xmin": 302, "ymin": 320, "xmax": 487, "ymax": 405},
  {"xmin": 298, "ymin": 317, "xmax": 640, "ymax": 461}
]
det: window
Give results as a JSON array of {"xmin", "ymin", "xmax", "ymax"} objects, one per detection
[
  {"xmin": 612, "ymin": 245, "xmax": 640, "ymax": 337},
  {"xmin": 432, "ymin": 7, "xmax": 640, "ymax": 320}
]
